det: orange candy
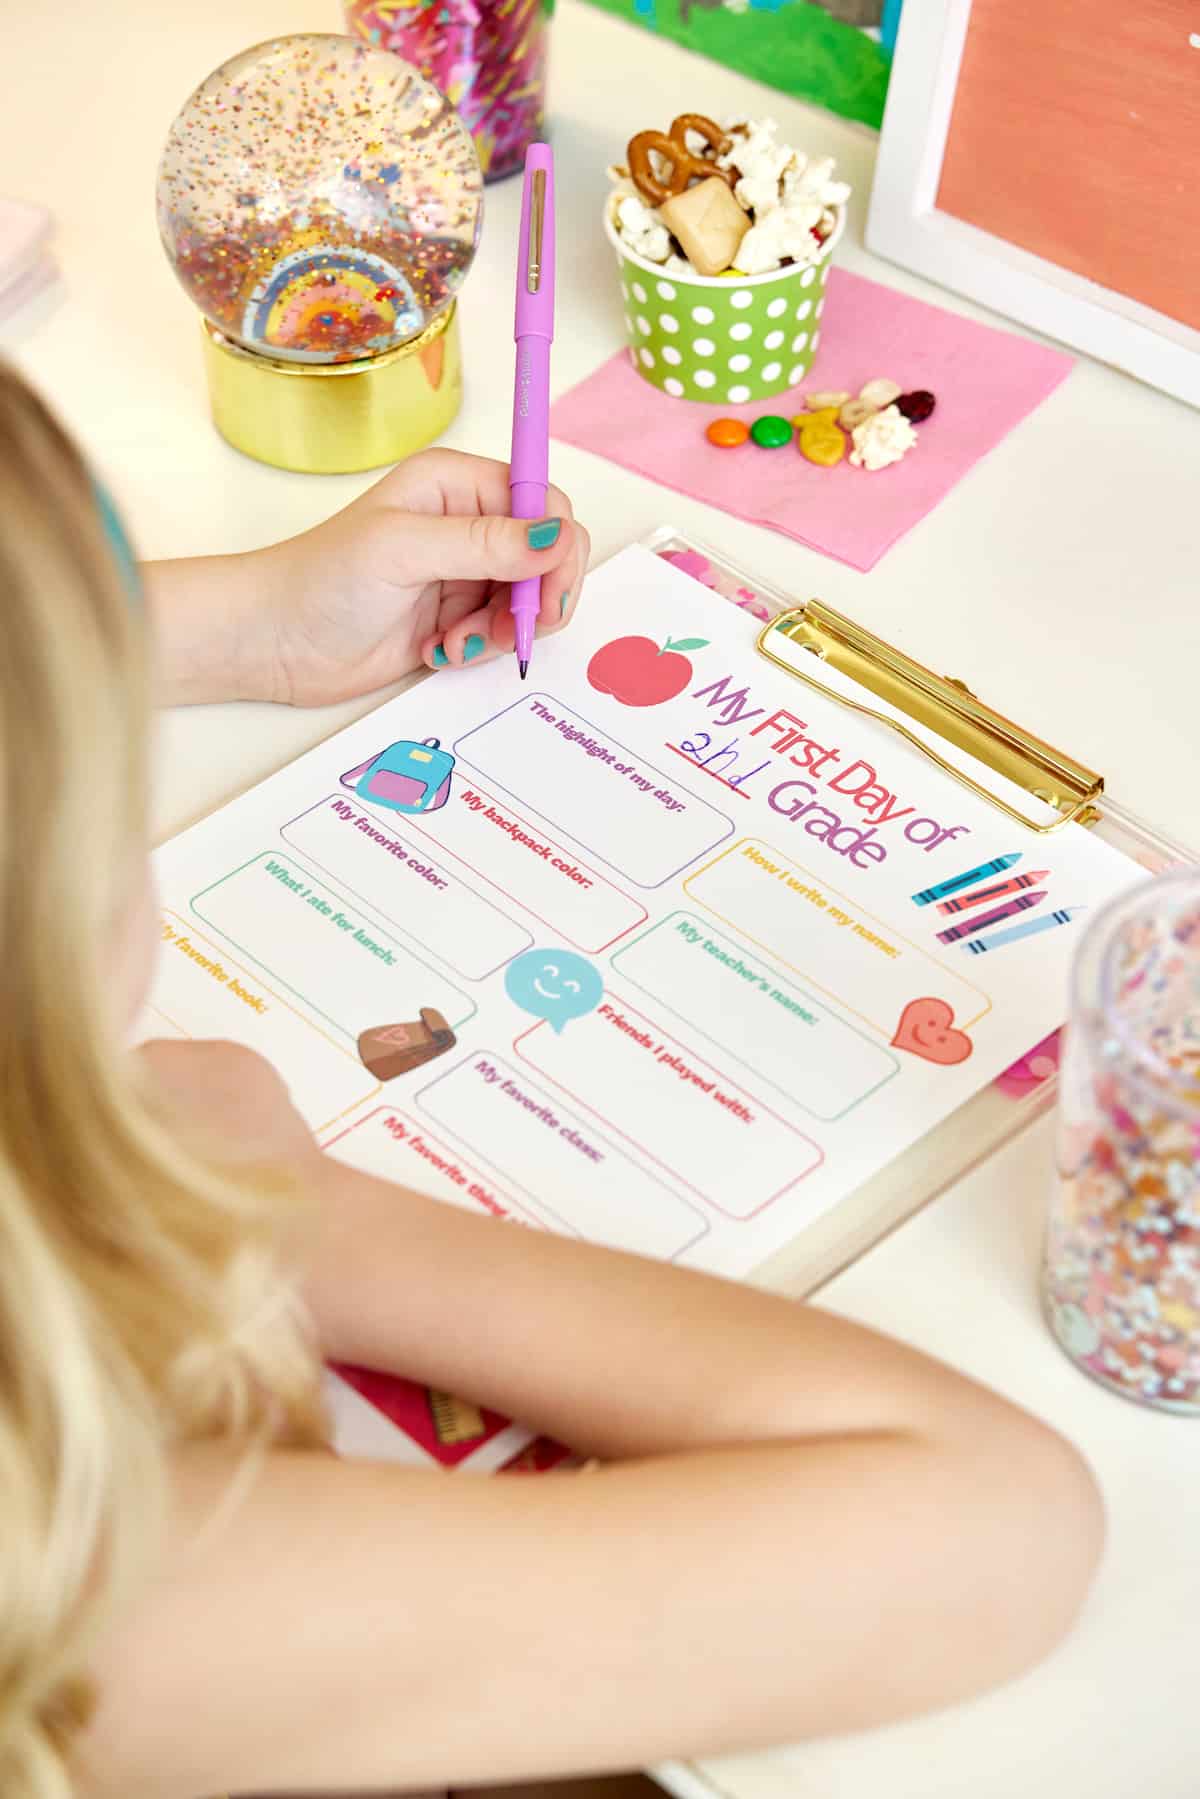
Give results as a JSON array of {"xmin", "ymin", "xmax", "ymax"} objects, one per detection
[{"xmin": 705, "ymin": 417, "xmax": 750, "ymax": 448}]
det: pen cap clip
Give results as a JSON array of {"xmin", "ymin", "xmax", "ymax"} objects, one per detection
[{"xmin": 515, "ymin": 143, "xmax": 554, "ymax": 339}]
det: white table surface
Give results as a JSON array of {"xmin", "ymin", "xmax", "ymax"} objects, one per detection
[{"xmin": 4, "ymin": 3, "xmax": 1199, "ymax": 1795}]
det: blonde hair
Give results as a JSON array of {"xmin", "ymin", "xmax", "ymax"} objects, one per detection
[{"xmin": 0, "ymin": 364, "xmax": 323, "ymax": 1796}]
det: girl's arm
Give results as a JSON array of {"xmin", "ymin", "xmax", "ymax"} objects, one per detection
[
  {"xmin": 78, "ymin": 1153, "xmax": 1103, "ymax": 1798},
  {"xmin": 141, "ymin": 450, "xmax": 587, "ymax": 707},
  {"xmin": 305, "ymin": 1154, "xmax": 1062, "ymax": 1461}
]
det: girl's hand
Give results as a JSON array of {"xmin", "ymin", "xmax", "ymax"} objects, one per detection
[
  {"xmin": 136, "ymin": 1039, "xmax": 319, "ymax": 1177},
  {"xmin": 257, "ymin": 448, "xmax": 590, "ymax": 706}
]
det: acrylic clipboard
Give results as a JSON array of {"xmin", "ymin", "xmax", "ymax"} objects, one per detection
[{"xmin": 642, "ymin": 524, "xmax": 1196, "ymax": 1299}]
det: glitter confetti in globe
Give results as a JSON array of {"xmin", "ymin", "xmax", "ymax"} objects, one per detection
[{"xmin": 157, "ymin": 33, "xmax": 483, "ymax": 364}]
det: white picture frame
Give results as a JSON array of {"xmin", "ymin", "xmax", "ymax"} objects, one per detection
[{"xmin": 866, "ymin": 0, "xmax": 1200, "ymax": 409}]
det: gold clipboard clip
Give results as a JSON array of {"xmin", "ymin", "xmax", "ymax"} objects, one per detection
[{"xmin": 756, "ymin": 602, "xmax": 1104, "ymax": 835}]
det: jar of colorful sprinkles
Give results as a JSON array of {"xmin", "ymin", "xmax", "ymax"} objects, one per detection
[
  {"xmin": 342, "ymin": 0, "xmax": 552, "ymax": 182},
  {"xmin": 1045, "ymin": 871, "xmax": 1200, "ymax": 1414}
]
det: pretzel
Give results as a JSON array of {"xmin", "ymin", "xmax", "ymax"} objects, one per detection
[{"xmin": 626, "ymin": 112, "xmax": 737, "ymax": 206}]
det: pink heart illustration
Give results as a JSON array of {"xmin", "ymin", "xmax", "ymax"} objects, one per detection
[{"xmin": 892, "ymin": 997, "xmax": 973, "ymax": 1066}]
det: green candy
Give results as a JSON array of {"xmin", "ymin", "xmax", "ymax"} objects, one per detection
[{"xmin": 750, "ymin": 415, "xmax": 793, "ymax": 448}]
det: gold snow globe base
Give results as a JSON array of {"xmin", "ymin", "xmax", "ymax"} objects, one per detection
[{"xmin": 201, "ymin": 304, "xmax": 462, "ymax": 474}]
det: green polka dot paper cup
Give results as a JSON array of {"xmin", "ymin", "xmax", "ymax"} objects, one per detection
[{"xmin": 603, "ymin": 197, "xmax": 844, "ymax": 405}]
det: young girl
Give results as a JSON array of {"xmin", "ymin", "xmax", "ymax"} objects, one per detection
[{"xmin": 0, "ymin": 361, "xmax": 1103, "ymax": 1799}]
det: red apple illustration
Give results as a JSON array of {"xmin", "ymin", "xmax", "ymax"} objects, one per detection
[{"xmin": 586, "ymin": 634, "xmax": 708, "ymax": 707}]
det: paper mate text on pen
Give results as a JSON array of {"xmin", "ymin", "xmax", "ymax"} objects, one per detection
[
  {"xmin": 936, "ymin": 890, "xmax": 1044, "ymax": 945},
  {"xmin": 936, "ymin": 870, "xmax": 1048, "ymax": 916},
  {"xmin": 963, "ymin": 907, "xmax": 1082, "ymax": 955},
  {"xmin": 912, "ymin": 852, "xmax": 1021, "ymax": 907}
]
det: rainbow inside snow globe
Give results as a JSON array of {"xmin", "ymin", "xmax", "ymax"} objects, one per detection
[{"xmin": 157, "ymin": 32, "xmax": 484, "ymax": 471}]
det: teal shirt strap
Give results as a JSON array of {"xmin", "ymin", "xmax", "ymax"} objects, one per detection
[{"xmin": 91, "ymin": 477, "xmax": 141, "ymax": 600}]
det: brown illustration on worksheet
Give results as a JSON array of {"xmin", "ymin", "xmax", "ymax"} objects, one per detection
[{"xmin": 357, "ymin": 1009, "xmax": 456, "ymax": 1080}]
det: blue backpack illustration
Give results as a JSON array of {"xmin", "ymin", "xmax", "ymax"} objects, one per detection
[{"xmin": 341, "ymin": 737, "xmax": 455, "ymax": 814}]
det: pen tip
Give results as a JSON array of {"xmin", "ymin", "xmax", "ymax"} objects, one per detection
[{"xmin": 518, "ymin": 660, "xmax": 529, "ymax": 681}]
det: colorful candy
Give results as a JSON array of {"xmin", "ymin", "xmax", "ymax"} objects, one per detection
[
  {"xmin": 706, "ymin": 417, "xmax": 750, "ymax": 448},
  {"xmin": 702, "ymin": 381, "xmax": 934, "ymax": 472},
  {"xmin": 750, "ymin": 414, "xmax": 793, "ymax": 448}
]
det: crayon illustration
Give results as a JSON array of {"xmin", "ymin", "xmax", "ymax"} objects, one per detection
[
  {"xmin": 936, "ymin": 870, "xmax": 1048, "ymax": 916},
  {"xmin": 936, "ymin": 890, "xmax": 1045, "ymax": 946},
  {"xmin": 912, "ymin": 853, "xmax": 1021, "ymax": 907},
  {"xmin": 964, "ymin": 908, "xmax": 1083, "ymax": 955}
]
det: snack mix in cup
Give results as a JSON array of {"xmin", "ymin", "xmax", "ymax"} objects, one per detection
[{"xmin": 605, "ymin": 113, "xmax": 849, "ymax": 405}]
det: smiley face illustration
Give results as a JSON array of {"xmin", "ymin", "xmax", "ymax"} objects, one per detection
[
  {"xmin": 533, "ymin": 962, "xmax": 580, "ymax": 1003},
  {"xmin": 505, "ymin": 949, "xmax": 604, "ymax": 1034}
]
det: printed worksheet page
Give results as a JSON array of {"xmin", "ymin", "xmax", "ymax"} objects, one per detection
[{"xmin": 148, "ymin": 544, "xmax": 1142, "ymax": 1466}]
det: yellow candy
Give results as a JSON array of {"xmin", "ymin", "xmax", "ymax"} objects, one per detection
[{"xmin": 799, "ymin": 417, "xmax": 846, "ymax": 467}]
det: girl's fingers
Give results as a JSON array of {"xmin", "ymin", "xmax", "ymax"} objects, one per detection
[
  {"xmin": 422, "ymin": 523, "xmax": 590, "ymax": 672},
  {"xmin": 385, "ymin": 446, "xmax": 576, "ymax": 532},
  {"xmin": 539, "ymin": 522, "xmax": 591, "ymax": 631},
  {"xmin": 425, "ymin": 602, "xmax": 499, "ymax": 670}
]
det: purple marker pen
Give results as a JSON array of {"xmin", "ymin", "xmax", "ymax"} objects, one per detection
[{"xmin": 508, "ymin": 143, "xmax": 555, "ymax": 681}]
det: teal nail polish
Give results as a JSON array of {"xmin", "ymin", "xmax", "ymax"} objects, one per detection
[
  {"xmin": 527, "ymin": 517, "xmax": 562, "ymax": 550},
  {"xmin": 463, "ymin": 634, "xmax": 486, "ymax": 662},
  {"xmin": 560, "ymin": 590, "xmax": 570, "ymax": 617},
  {"xmin": 432, "ymin": 643, "xmax": 449, "ymax": 668}
]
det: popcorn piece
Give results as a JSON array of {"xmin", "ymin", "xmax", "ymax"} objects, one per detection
[
  {"xmin": 733, "ymin": 205, "xmax": 824, "ymax": 275},
  {"xmin": 615, "ymin": 193, "xmax": 671, "ymax": 264},
  {"xmin": 657, "ymin": 177, "xmax": 750, "ymax": 277},
  {"xmin": 849, "ymin": 404, "xmax": 918, "ymax": 471},
  {"xmin": 783, "ymin": 153, "xmax": 852, "ymax": 212}
]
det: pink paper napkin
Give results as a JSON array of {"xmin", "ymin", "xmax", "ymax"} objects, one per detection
[{"xmin": 551, "ymin": 268, "xmax": 1073, "ymax": 572}]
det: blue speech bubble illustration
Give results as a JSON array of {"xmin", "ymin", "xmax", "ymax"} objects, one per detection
[{"xmin": 505, "ymin": 948, "xmax": 603, "ymax": 1034}]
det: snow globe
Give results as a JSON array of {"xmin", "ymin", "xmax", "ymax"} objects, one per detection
[{"xmin": 157, "ymin": 33, "xmax": 483, "ymax": 471}]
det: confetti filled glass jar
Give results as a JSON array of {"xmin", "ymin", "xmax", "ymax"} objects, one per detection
[
  {"xmin": 342, "ymin": 0, "xmax": 551, "ymax": 183},
  {"xmin": 157, "ymin": 34, "xmax": 482, "ymax": 471},
  {"xmin": 1044, "ymin": 871, "xmax": 1200, "ymax": 1415},
  {"xmin": 604, "ymin": 195, "xmax": 844, "ymax": 406}
]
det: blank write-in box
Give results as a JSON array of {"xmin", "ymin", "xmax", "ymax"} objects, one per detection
[
  {"xmin": 150, "ymin": 912, "xmax": 379, "ymax": 1133},
  {"xmin": 515, "ymin": 992, "xmax": 823, "ymax": 1220},
  {"xmin": 403, "ymin": 777, "xmax": 646, "ymax": 954},
  {"xmin": 416, "ymin": 1051, "xmax": 709, "ymax": 1260},
  {"xmin": 321, "ymin": 1106, "xmax": 533, "ymax": 1225},
  {"xmin": 281, "ymin": 795, "xmax": 532, "ymax": 981},
  {"xmin": 685, "ymin": 839, "xmax": 990, "ymax": 1038},
  {"xmin": 611, "ymin": 912, "xmax": 898, "ymax": 1121},
  {"xmin": 191, "ymin": 852, "xmax": 475, "ymax": 1044},
  {"xmin": 453, "ymin": 694, "xmax": 734, "ymax": 889}
]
